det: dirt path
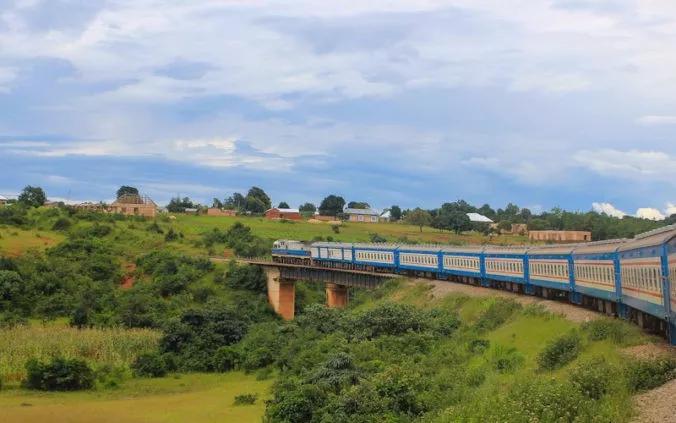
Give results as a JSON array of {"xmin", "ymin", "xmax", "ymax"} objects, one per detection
[
  {"xmin": 418, "ymin": 279, "xmax": 676, "ymax": 423},
  {"xmin": 424, "ymin": 279, "xmax": 600, "ymax": 323}
]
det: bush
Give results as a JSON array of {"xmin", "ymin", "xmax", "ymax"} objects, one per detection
[
  {"xmin": 132, "ymin": 352, "xmax": 168, "ymax": 377},
  {"xmin": 24, "ymin": 357, "xmax": 95, "ymax": 391},
  {"xmin": 213, "ymin": 346, "xmax": 239, "ymax": 372},
  {"xmin": 490, "ymin": 345, "xmax": 524, "ymax": 373},
  {"xmin": 369, "ymin": 233, "xmax": 386, "ymax": 243},
  {"xmin": 146, "ymin": 222, "xmax": 164, "ymax": 234},
  {"xmin": 569, "ymin": 357, "xmax": 613, "ymax": 399},
  {"xmin": 582, "ymin": 318, "xmax": 636, "ymax": 345},
  {"xmin": 224, "ymin": 262, "xmax": 267, "ymax": 293},
  {"xmin": 51, "ymin": 217, "xmax": 72, "ymax": 231},
  {"xmin": 351, "ymin": 302, "xmax": 427, "ymax": 339},
  {"xmin": 234, "ymin": 393, "xmax": 258, "ymax": 405},
  {"xmin": 164, "ymin": 228, "xmax": 180, "ymax": 242},
  {"xmin": 625, "ymin": 358, "xmax": 676, "ymax": 392},
  {"xmin": 468, "ymin": 339, "xmax": 490, "ymax": 354},
  {"xmin": 474, "ymin": 299, "xmax": 521, "ymax": 332},
  {"xmin": 537, "ymin": 331, "xmax": 582, "ymax": 371}
]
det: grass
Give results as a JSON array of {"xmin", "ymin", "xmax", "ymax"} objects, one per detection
[
  {"xmin": 0, "ymin": 372, "xmax": 271, "ymax": 423},
  {"xmin": 0, "ymin": 321, "xmax": 161, "ymax": 383},
  {"xmin": 0, "ymin": 226, "xmax": 64, "ymax": 256}
]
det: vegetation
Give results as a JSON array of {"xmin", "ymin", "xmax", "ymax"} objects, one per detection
[{"xmin": 24, "ymin": 357, "xmax": 95, "ymax": 391}]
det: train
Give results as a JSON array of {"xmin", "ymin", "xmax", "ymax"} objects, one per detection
[{"xmin": 272, "ymin": 225, "xmax": 676, "ymax": 344}]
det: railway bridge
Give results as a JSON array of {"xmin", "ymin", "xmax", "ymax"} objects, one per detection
[{"xmin": 240, "ymin": 259, "xmax": 398, "ymax": 319}]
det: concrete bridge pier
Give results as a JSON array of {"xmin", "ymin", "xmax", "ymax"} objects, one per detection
[
  {"xmin": 326, "ymin": 283, "xmax": 348, "ymax": 308},
  {"xmin": 265, "ymin": 267, "xmax": 295, "ymax": 320}
]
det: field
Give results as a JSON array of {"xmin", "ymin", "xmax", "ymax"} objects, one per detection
[
  {"xmin": 0, "ymin": 227, "xmax": 64, "ymax": 256},
  {"xmin": 0, "ymin": 321, "xmax": 161, "ymax": 383},
  {"xmin": 0, "ymin": 372, "xmax": 271, "ymax": 423}
]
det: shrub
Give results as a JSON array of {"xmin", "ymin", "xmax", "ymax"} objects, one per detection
[
  {"xmin": 625, "ymin": 358, "xmax": 676, "ymax": 392},
  {"xmin": 350, "ymin": 302, "xmax": 427, "ymax": 339},
  {"xmin": 146, "ymin": 222, "xmax": 164, "ymax": 234},
  {"xmin": 369, "ymin": 233, "xmax": 386, "ymax": 243},
  {"xmin": 51, "ymin": 217, "xmax": 72, "ymax": 231},
  {"xmin": 490, "ymin": 345, "xmax": 524, "ymax": 373},
  {"xmin": 474, "ymin": 299, "xmax": 521, "ymax": 332},
  {"xmin": 582, "ymin": 318, "xmax": 636, "ymax": 345},
  {"xmin": 537, "ymin": 331, "xmax": 582, "ymax": 371},
  {"xmin": 331, "ymin": 225, "xmax": 340, "ymax": 234},
  {"xmin": 164, "ymin": 228, "xmax": 179, "ymax": 242},
  {"xmin": 132, "ymin": 352, "xmax": 168, "ymax": 377},
  {"xmin": 468, "ymin": 339, "xmax": 490, "ymax": 354},
  {"xmin": 234, "ymin": 393, "xmax": 258, "ymax": 405},
  {"xmin": 213, "ymin": 346, "xmax": 239, "ymax": 372},
  {"xmin": 569, "ymin": 357, "xmax": 613, "ymax": 399},
  {"xmin": 225, "ymin": 262, "xmax": 267, "ymax": 293},
  {"xmin": 24, "ymin": 357, "xmax": 95, "ymax": 391}
]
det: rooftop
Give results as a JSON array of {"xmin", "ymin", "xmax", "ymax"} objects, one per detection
[
  {"xmin": 466, "ymin": 212, "xmax": 493, "ymax": 223},
  {"xmin": 344, "ymin": 208, "xmax": 380, "ymax": 216},
  {"xmin": 267, "ymin": 208, "xmax": 300, "ymax": 213}
]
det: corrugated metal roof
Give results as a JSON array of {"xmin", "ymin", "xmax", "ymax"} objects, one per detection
[
  {"xmin": 344, "ymin": 208, "xmax": 380, "ymax": 216},
  {"xmin": 266, "ymin": 208, "xmax": 300, "ymax": 213},
  {"xmin": 466, "ymin": 212, "xmax": 493, "ymax": 223}
]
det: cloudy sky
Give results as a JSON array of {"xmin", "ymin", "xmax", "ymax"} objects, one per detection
[{"xmin": 0, "ymin": 0, "xmax": 675, "ymax": 217}]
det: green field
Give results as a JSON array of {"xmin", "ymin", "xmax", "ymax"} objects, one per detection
[
  {"xmin": 0, "ymin": 372, "xmax": 271, "ymax": 423},
  {"xmin": 0, "ymin": 227, "xmax": 64, "ymax": 256}
]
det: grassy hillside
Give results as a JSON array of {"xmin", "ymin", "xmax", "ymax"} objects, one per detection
[{"xmin": 0, "ymin": 372, "xmax": 271, "ymax": 423}]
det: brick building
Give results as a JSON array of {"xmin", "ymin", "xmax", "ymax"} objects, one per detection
[
  {"xmin": 109, "ymin": 194, "xmax": 157, "ymax": 218},
  {"xmin": 528, "ymin": 230, "xmax": 591, "ymax": 242},
  {"xmin": 344, "ymin": 208, "xmax": 381, "ymax": 223},
  {"xmin": 265, "ymin": 208, "xmax": 302, "ymax": 220},
  {"xmin": 207, "ymin": 208, "xmax": 237, "ymax": 217}
]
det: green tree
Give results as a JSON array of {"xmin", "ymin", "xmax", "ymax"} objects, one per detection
[
  {"xmin": 405, "ymin": 208, "xmax": 432, "ymax": 232},
  {"xmin": 116, "ymin": 186, "xmax": 139, "ymax": 199},
  {"xmin": 347, "ymin": 201, "xmax": 370, "ymax": 209},
  {"xmin": 224, "ymin": 193, "xmax": 245, "ymax": 210},
  {"xmin": 389, "ymin": 205, "xmax": 402, "ymax": 221},
  {"xmin": 319, "ymin": 195, "xmax": 346, "ymax": 217},
  {"xmin": 18, "ymin": 185, "xmax": 46, "ymax": 207},
  {"xmin": 244, "ymin": 187, "xmax": 271, "ymax": 213},
  {"xmin": 299, "ymin": 202, "xmax": 316, "ymax": 216},
  {"xmin": 212, "ymin": 198, "xmax": 223, "ymax": 209},
  {"xmin": 167, "ymin": 197, "xmax": 195, "ymax": 213},
  {"xmin": 278, "ymin": 201, "xmax": 290, "ymax": 209}
]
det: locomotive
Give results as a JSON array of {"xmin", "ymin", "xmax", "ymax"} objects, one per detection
[{"xmin": 272, "ymin": 224, "xmax": 676, "ymax": 344}]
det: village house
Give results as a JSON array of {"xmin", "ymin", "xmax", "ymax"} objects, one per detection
[
  {"xmin": 344, "ymin": 208, "xmax": 382, "ymax": 223},
  {"xmin": 109, "ymin": 194, "xmax": 158, "ymax": 218},
  {"xmin": 206, "ymin": 208, "xmax": 237, "ymax": 217},
  {"xmin": 529, "ymin": 230, "xmax": 591, "ymax": 242},
  {"xmin": 0, "ymin": 195, "xmax": 7, "ymax": 206},
  {"xmin": 265, "ymin": 207, "xmax": 302, "ymax": 220}
]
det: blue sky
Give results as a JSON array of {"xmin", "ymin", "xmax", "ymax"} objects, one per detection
[{"xmin": 0, "ymin": 0, "xmax": 674, "ymax": 218}]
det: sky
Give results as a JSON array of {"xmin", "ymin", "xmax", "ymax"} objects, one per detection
[{"xmin": 0, "ymin": 0, "xmax": 675, "ymax": 218}]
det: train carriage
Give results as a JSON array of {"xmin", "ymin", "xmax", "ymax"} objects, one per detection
[
  {"xmin": 271, "ymin": 240, "xmax": 311, "ymax": 264},
  {"xmin": 527, "ymin": 244, "xmax": 575, "ymax": 293},
  {"xmin": 440, "ymin": 246, "xmax": 483, "ymax": 278},
  {"xmin": 312, "ymin": 242, "xmax": 353, "ymax": 263},
  {"xmin": 618, "ymin": 227, "xmax": 673, "ymax": 319},
  {"xmin": 397, "ymin": 245, "xmax": 442, "ymax": 273},
  {"xmin": 571, "ymin": 239, "xmax": 625, "ymax": 302},
  {"xmin": 352, "ymin": 243, "xmax": 397, "ymax": 270},
  {"xmin": 483, "ymin": 246, "xmax": 527, "ymax": 284}
]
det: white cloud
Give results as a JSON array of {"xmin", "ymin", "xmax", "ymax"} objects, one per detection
[
  {"xmin": 574, "ymin": 149, "xmax": 676, "ymax": 183},
  {"xmin": 592, "ymin": 202, "xmax": 626, "ymax": 218},
  {"xmin": 665, "ymin": 203, "xmax": 676, "ymax": 217},
  {"xmin": 635, "ymin": 207, "xmax": 665, "ymax": 220},
  {"xmin": 636, "ymin": 115, "xmax": 676, "ymax": 126}
]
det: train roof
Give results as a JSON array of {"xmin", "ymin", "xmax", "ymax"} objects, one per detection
[
  {"xmin": 618, "ymin": 224, "xmax": 676, "ymax": 252},
  {"xmin": 527, "ymin": 244, "xmax": 579, "ymax": 254}
]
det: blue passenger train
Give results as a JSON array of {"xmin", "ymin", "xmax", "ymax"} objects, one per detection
[{"xmin": 272, "ymin": 225, "xmax": 676, "ymax": 344}]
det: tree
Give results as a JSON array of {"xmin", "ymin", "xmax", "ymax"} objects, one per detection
[
  {"xmin": 347, "ymin": 201, "xmax": 370, "ymax": 209},
  {"xmin": 244, "ymin": 187, "xmax": 271, "ymax": 213},
  {"xmin": 212, "ymin": 198, "xmax": 223, "ymax": 209},
  {"xmin": 478, "ymin": 204, "xmax": 496, "ymax": 220},
  {"xmin": 167, "ymin": 197, "xmax": 195, "ymax": 213},
  {"xmin": 224, "ymin": 193, "xmax": 245, "ymax": 210},
  {"xmin": 389, "ymin": 205, "xmax": 402, "ymax": 221},
  {"xmin": 278, "ymin": 202, "xmax": 290, "ymax": 209},
  {"xmin": 18, "ymin": 186, "xmax": 46, "ymax": 207},
  {"xmin": 447, "ymin": 210, "xmax": 471, "ymax": 234},
  {"xmin": 405, "ymin": 208, "xmax": 432, "ymax": 232},
  {"xmin": 319, "ymin": 195, "xmax": 345, "ymax": 217},
  {"xmin": 116, "ymin": 186, "xmax": 139, "ymax": 199},
  {"xmin": 299, "ymin": 203, "xmax": 316, "ymax": 214}
]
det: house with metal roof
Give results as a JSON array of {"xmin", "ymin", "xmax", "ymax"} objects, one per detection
[
  {"xmin": 466, "ymin": 212, "xmax": 493, "ymax": 223},
  {"xmin": 344, "ymin": 208, "xmax": 382, "ymax": 223}
]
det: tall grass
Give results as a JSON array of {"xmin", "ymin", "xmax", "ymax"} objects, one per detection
[{"xmin": 0, "ymin": 323, "xmax": 161, "ymax": 382}]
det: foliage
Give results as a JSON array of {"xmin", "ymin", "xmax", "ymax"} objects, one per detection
[
  {"xmin": 347, "ymin": 201, "xmax": 370, "ymax": 209},
  {"xmin": 369, "ymin": 232, "xmax": 386, "ymax": 242},
  {"xmin": 132, "ymin": 352, "xmax": 169, "ymax": 377},
  {"xmin": 24, "ymin": 357, "xmax": 95, "ymax": 391},
  {"xmin": 213, "ymin": 346, "xmax": 239, "ymax": 372},
  {"xmin": 474, "ymin": 299, "xmax": 521, "ymax": 331},
  {"xmin": 18, "ymin": 185, "xmax": 46, "ymax": 208},
  {"xmin": 537, "ymin": 331, "xmax": 582, "ymax": 371},
  {"xmin": 224, "ymin": 262, "xmax": 267, "ymax": 293},
  {"xmin": 625, "ymin": 358, "xmax": 676, "ymax": 392},
  {"xmin": 489, "ymin": 345, "xmax": 524, "ymax": 373},
  {"xmin": 244, "ymin": 187, "xmax": 272, "ymax": 214},
  {"xmin": 569, "ymin": 356, "xmax": 614, "ymax": 399},
  {"xmin": 350, "ymin": 302, "xmax": 427, "ymax": 339},
  {"xmin": 52, "ymin": 217, "xmax": 72, "ymax": 231},
  {"xmin": 234, "ymin": 393, "xmax": 258, "ymax": 405},
  {"xmin": 277, "ymin": 201, "xmax": 289, "ymax": 209},
  {"xmin": 299, "ymin": 202, "xmax": 316, "ymax": 215},
  {"xmin": 405, "ymin": 208, "xmax": 432, "ymax": 232},
  {"xmin": 318, "ymin": 195, "xmax": 345, "ymax": 217},
  {"xmin": 168, "ymin": 197, "xmax": 198, "ymax": 213},
  {"xmin": 389, "ymin": 205, "xmax": 402, "ymax": 221},
  {"xmin": 116, "ymin": 186, "xmax": 139, "ymax": 199},
  {"xmin": 582, "ymin": 318, "xmax": 638, "ymax": 345}
]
